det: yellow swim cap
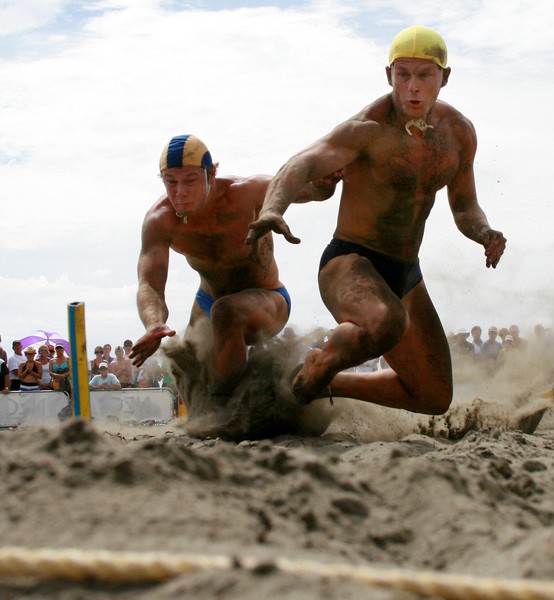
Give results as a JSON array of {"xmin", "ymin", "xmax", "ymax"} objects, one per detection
[
  {"xmin": 159, "ymin": 134, "xmax": 213, "ymax": 172},
  {"xmin": 389, "ymin": 25, "xmax": 447, "ymax": 69}
]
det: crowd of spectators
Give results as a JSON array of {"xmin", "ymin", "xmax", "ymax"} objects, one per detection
[
  {"xmin": 2, "ymin": 322, "xmax": 554, "ymax": 398},
  {"xmin": 0, "ymin": 336, "xmax": 173, "ymax": 394},
  {"xmin": 448, "ymin": 323, "xmax": 554, "ymax": 376},
  {"xmin": 272, "ymin": 322, "xmax": 554, "ymax": 384}
]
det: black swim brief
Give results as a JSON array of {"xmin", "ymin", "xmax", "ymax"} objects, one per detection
[{"xmin": 318, "ymin": 238, "xmax": 423, "ymax": 299}]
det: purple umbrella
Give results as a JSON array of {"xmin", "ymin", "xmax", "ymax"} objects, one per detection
[{"xmin": 18, "ymin": 330, "xmax": 70, "ymax": 354}]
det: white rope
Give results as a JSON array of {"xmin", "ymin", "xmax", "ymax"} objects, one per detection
[{"xmin": 0, "ymin": 547, "xmax": 553, "ymax": 599}]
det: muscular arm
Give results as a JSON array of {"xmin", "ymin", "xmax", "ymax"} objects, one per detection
[
  {"xmin": 130, "ymin": 214, "xmax": 176, "ymax": 366},
  {"xmin": 447, "ymin": 119, "xmax": 506, "ymax": 268},
  {"xmin": 246, "ymin": 120, "xmax": 369, "ymax": 244}
]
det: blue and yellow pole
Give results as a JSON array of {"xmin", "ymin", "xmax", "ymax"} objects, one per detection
[{"xmin": 68, "ymin": 302, "xmax": 91, "ymax": 420}]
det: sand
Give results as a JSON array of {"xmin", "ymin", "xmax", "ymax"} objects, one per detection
[{"xmin": 1, "ymin": 345, "xmax": 554, "ymax": 599}]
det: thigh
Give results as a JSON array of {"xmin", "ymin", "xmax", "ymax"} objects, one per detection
[
  {"xmin": 384, "ymin": 280, "xmax": 453, "ymax": 401},
  {"xmin": 319, "ymin": 253, "xmax": 404, "ymax": 326},
  {"xmin": 212, "ymin": 288, "xmax": 289, "ymax": 344}
]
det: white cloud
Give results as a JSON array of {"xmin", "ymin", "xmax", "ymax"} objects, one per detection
[{"xmin": 1, "ymin": 0, "xmax": 552, "ymax": 354}]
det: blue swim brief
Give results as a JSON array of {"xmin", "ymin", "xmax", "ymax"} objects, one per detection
[
  {"xmin": 195, "ymin": 287, "xmax": 292, "ymax": 318},
  {"xmin": 318, "ymin": 238, "xmax": 422, "ymax": 299}
]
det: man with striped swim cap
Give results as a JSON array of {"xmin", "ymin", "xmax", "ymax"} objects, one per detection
[
  {"xmin": 248, "ymin": 26, "xmax": 506, "ymax": 414},
  {"xmin": 131, "ymin": 134, "xmax": 343, "ymax": 413}
]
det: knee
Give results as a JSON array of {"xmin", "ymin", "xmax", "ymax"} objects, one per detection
[
  {"xmin": 210, "ymin": 297, "xmax": 245, "ymax": 332},
  {"xmin": 359, "ymin": 301, "xmax": 408, "ymax": 354}
]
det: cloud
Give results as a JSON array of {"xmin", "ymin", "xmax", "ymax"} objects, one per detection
[{"xmin": 0, "ymin": 0, "xmax": 552, "ymax": 353}]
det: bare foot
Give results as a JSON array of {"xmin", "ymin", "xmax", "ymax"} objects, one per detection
[{"xmin": 292, "ymin": 348, "xmax": 333, "ymax": 404}]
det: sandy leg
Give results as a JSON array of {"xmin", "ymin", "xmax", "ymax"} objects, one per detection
[{"xmin": 292, "ymin": 348, "xmax": 334, "ymax": 403}]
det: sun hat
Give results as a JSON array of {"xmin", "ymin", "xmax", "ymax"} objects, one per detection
[
  {"xmin": 55, "ymin": 343, "xmax": 65, "ymax": 349},
  {"xmin": 389, "ymin": 25, "xmax": 447, "ymax": 69},
  {"xmin": 159, "ymin": 134, "xmax": 213, "ymax": 172},
  {"xmin": 99, "ymin": 362, "xmax": 109, "ymax": 369}
]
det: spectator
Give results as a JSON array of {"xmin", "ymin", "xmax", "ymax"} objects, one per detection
[
  {"xmin": 355, "ymin": 358, "xmax": 380, "ymax": 373},
  {"xmin": 123, "ymin": 339, "xmax": 137, "ymax": 385},
  {"xmin": 498, "ymin": 334, "xmax": 518, "ymax": 367},
  {"xmin": 509, "ymin": 324, "xmax": 527, "ymax": 350},
  {"xmin": 109, "ymin": 345, "xmax": 134, "ymax": 388},
  {"xmin": 18, "ymin": 347, "xmax": 43, "ymax": 391},
  {"xmin": 470, "ymin": 325, "xmax": 483, "ymax": 355},
  {"xmin": 50, "ymin": 343, "xmax": 71, "ymax": 394},
  {"xmin": 8, "ymin": 340, "xmax": 26, "ymax": 391},
  {"xmin": 36, "ymin": 344, "xmax": 53, "ymax": 390},
  {"xmin": 136, "ymin": 357, "xmax": 163, "ymax": 388},
  {"xmin": 89, "ymin": 346, "xmax": 104, "ymax": 377},
  {"xmin": 89, "ymin": 363, "xmax": 121, "ymax": 391},
  {"xmin": 102, "ymin": 343, "xmax": 115, "ymax": 364},
  {"xmin": 48, "ymin": 344, "xmax": 56, "ymax": 359},
  {"xmin": 123, "ymin": 339, "xmax": 133, "ymax": 357},
  {"xmin": 0, "ymin": 334, "xmax": 7, "ymax": 363},
  {"xmin": 498, "ymin": 327, "xmax": 509, "ymax": 346},
  {"xmin": 1, "ymin": 358, "xmax": 10, "ymax": 394},
  {"xmin": 451, "ymin": 329, "xmax": 475, "ymax": 358},
  {"xmin": 481, "ymin": 326, "xmax": 502, "ymax": 366}
]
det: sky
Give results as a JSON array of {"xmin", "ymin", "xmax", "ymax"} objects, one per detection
[{"xmin": 1, "ymin": 0, "xmax": 553, "ymax": 356}]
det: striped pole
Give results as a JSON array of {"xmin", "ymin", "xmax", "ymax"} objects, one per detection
[{"xmin": 67, "ymin": 302, "xmax": 90, "ymax": 420}]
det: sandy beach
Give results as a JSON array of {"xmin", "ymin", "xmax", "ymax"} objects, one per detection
[{"xmin": 0, "ymin": 353, "xmax": 553, "ymax": 599}]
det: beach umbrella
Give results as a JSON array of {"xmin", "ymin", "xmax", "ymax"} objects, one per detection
[{"xmin": 18, "ymin": 330, "xmax": 70, "ymax": 354}]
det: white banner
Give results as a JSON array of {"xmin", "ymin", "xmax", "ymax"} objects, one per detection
[
  {"xmin": 0, "ymin": 388, "xmax": 174, "ymax": 427},
  {"xmin": 89, "ymin": 388, "xmax": 174, "ymax": 423},
  {"xmin": 0, "ymin": 391, "xmax": 69, "ymax": 427}
]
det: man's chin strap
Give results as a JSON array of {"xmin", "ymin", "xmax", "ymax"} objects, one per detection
[{"xmin": 176, "ymin": 170, "xmax": 211, "ymax": 224}]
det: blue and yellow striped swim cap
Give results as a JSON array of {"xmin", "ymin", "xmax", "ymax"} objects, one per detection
[{"xmin": 159, "ymin": 134, "xmax": 213, "ymax": 172}]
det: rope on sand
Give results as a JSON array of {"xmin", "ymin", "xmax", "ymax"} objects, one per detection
[{"xmin": 0, "ymin": 547, "xmax": 554, "ymax": 599}]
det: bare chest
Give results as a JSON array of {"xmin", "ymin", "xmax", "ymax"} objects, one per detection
[
  {"xmin": 381, "ymin": 131, "xmax": 460, "ymax": 197},
  {"xmin": 170, "ymin": 206, "xmax": 257, "ymax": 268}
]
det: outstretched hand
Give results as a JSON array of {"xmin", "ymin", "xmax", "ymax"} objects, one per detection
[
  {"xmin": 483, "ymin": 229, "xmax": 507, "ymax": 268},
  {"xmin": 245, "ymin": 213, "xmax": 301, "ymax": 246},
  {"xmin": 130, "ymin": 325, "xmax": 176, "ymax": 367}
]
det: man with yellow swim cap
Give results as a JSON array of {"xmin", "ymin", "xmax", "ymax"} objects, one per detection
[
  {"xmin": 248, "ymin": 26, "xmax": 506, "ymax": 414},
  {"xmin": 131, "ymin": 134, "xmax": 343, "ymax": 409}
]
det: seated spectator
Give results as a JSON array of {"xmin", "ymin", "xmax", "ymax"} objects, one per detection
[
  {"xmin": 109, "ymin": 346, "xmax": 134, "ymax": 388},
  {"xmin": 19, "ymin": 347, "xmax": 43, "ymax": 391},
  {"xmin": 89, "ymin": 363, "xmax": 121, "ymax": 391}
]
